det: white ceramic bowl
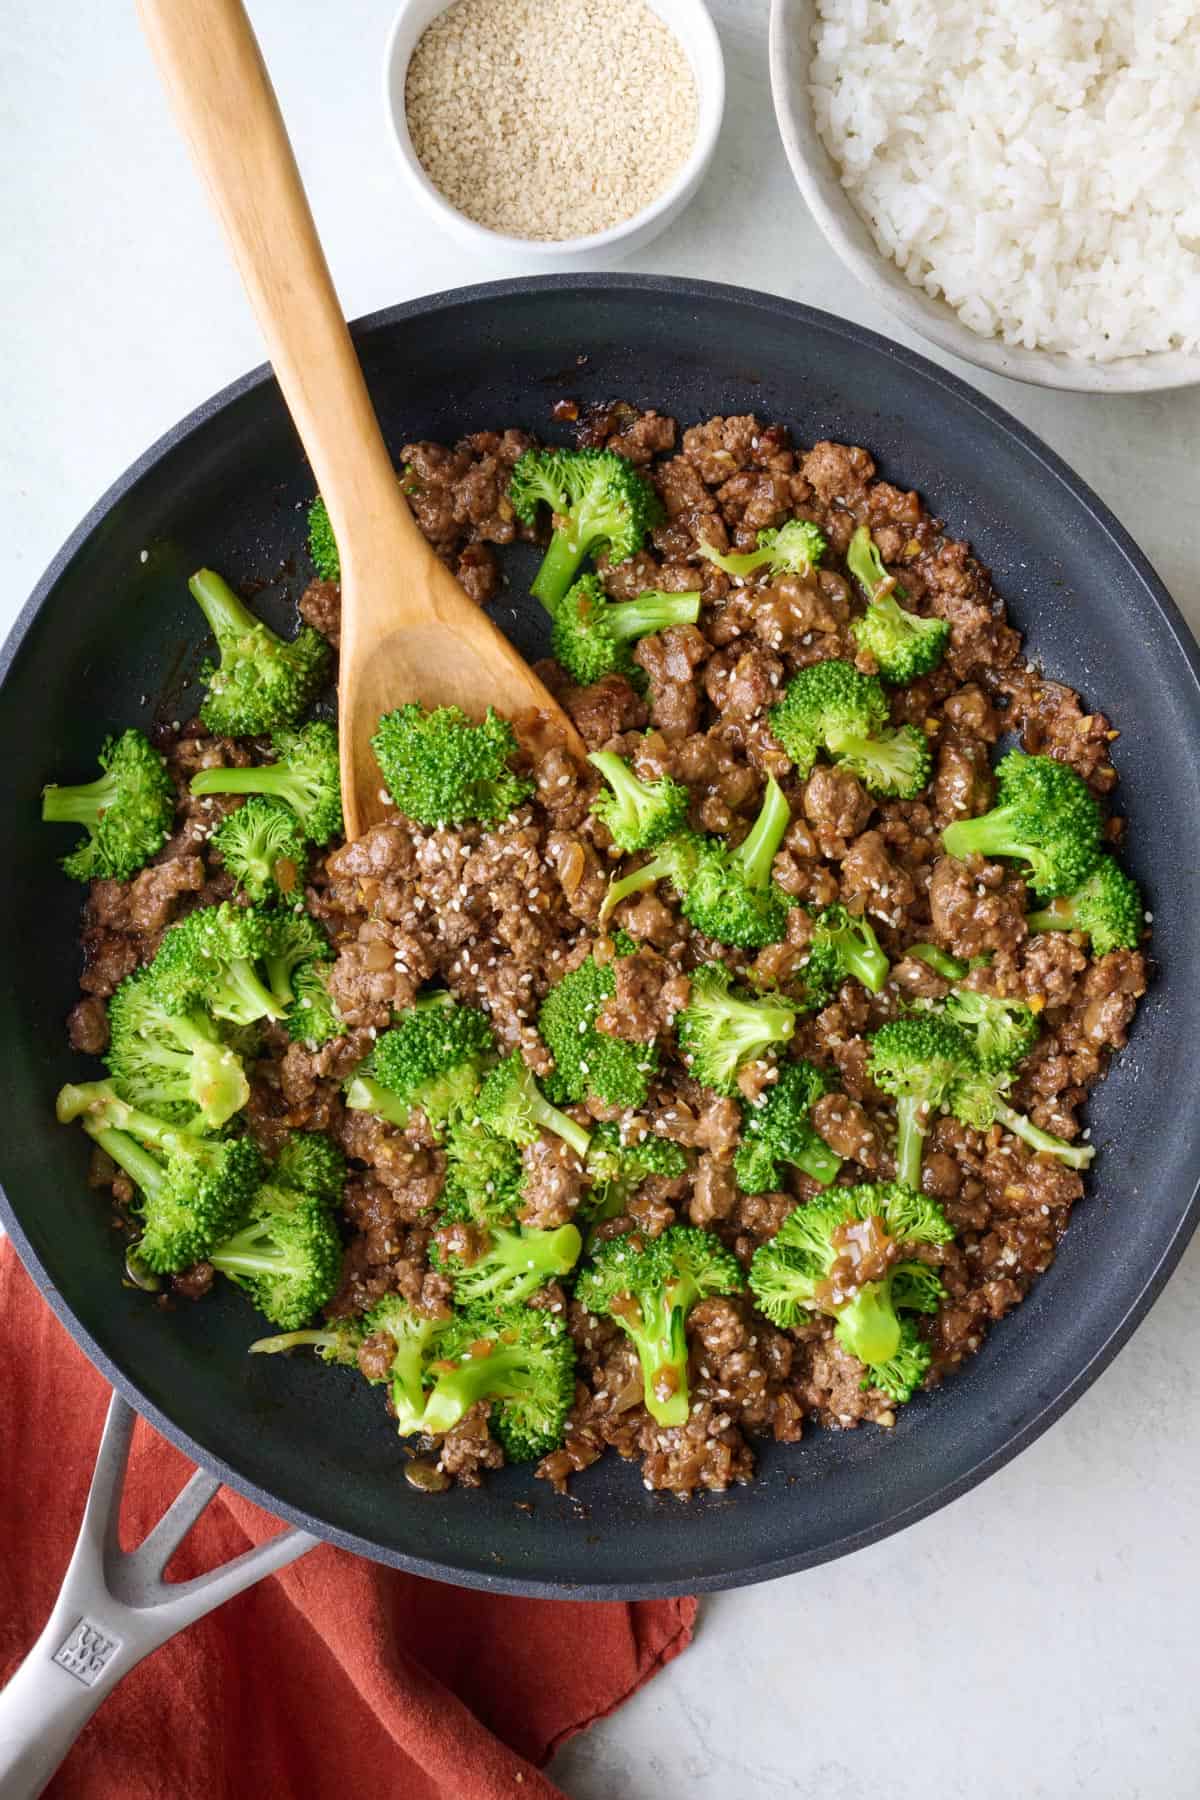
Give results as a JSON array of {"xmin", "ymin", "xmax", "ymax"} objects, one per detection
[
  {"xmin": 384, "ymin": 0, "xmax": 725, "ymax": 270},
  {"xmin": 769, "ymin": 0, "xmax": 1200, "ymax": 394}
]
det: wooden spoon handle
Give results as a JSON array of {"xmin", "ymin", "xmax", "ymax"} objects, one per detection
[{"xmin": 136, "ymin": 0, "xmax": 405, "ymax": 538}]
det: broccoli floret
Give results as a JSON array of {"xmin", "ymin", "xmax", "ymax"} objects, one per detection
[
  {"xmin": 846, "ymin": 525, "xmax": 949, "ymax": 684},
  {"xmin": 948, "ymin": 1064, "xmax": 1095, "ymax": 1170},
  {"xmin": 369, "ymin": 994, "xmax": 495, "ymax": 1139},
  {"xmin": 248, "ymin": 1315, "xmax": 364, "ymax": 1363},
  {"xmin": 599, "ymin": 776, "xmax": 796, "ymax": 949},
  {"xmin": 748, "ymin": 1182, "xmax": 952, "ymax": 1400},
  {"xmin": 272, "ymin": 1131, "xmax": 347, "ymax": 1206},
  {"xmin": 905, "ymin": 943, "xmax": 969, "ymax": 981},
  {"xmin": 262, "ymin": 910, "xmax": 329, "ymax": 1011},
  {"xmin": 56, "ymin": 1081, "xmax": 263, "ymax": 1273},
  {"xmin": 42, "ymin": 729, "xmax": 174, "ymax": 884},
  {"xmin": 508, "ymin": 447, "xmax": 660, "ymax": 607},
  {"xmin": 551, "ymin": 575, "xmax": 701, "ymax": 685},
  {"xmin": 370, "ymin": 704, "xmax": 534, "ymax": 828},
  {"xmin": 419, "ymin": 1303, "xmax": 576, "ymax": 1460},
  {"xmin": 588, "ymin": 751, "xmax": 690, "ymax": 852},
  {"xmin": 583, "ymin": 1122, "xmax": 689, "ymax": 1231},
  {"xmin": 676, "ymin": 778, "xmax": 796, "ymax": 947},
  {"xmin": 189, "ymin": 721, "xmax": 343, "ymax": 845},
  {"xmin": 475, "ymin": 1052, "xmax": 592, "ymax": 1160},
  {"xmin": 433, "ymin": 1221, "xmax": 582, "ymax": 1309},
  {"xmin": 677, "ymin": 963, "xmax": 796, "ymax": 1096},
  {"xmin": 769, "ymin": 660, "xmax": 931, "ymax": 798},
  {"xmin": 105, "ymin": 966, "xmax": 250, "ymax": 1133},
  {"xmin": 538, "ymin": 945, "xmax": 658, "ymax": 1110},
  {"xmin": 1026, "ymin": 856, "xmax": 1145, "ymax": 955},
  {"xmin": 210, "ymin": 798, "xmax": 309, "ymax": 903},
  {"xmin": 698, "ymin": 518, "xmax": 826, "ymax": 582},
  {"xmin": 868, "ymin": 1016, "xmax": 975, "ymax": 1190},
  {"xmin": 150, "ymin": 902, "xmax": 285, "ymax": 1026},
  {"xmin": 941, "ymin": 751, "xmax": 1102, "ymax": 901},
  {"xmin": 306, "ymin": 495, "xmax": 341, "ymax": 583},
  {"xmin": 945, "ymin": 987, "xmax": 1040, "ymax": 1071},
  {"xmin": 209, "ymin": 1176, "xmax": 343, "ymax": 1330},
  {"xmin": 734, "ymin": 1061, "xmax": 842, "ymax": 1193},
  {"xmin": 576, "ymin": 1225, "xmax": 744, "ymax": 1426},
  {"xmin": 803, "ymin": 903, "xmax": 890, "ymax": 1004},
  {"xmin": 287, "ymin": 959, "xmax": 344, "ymax": 1047},
  {"xmin": 438, "ymin": 1119, "xmax": 527, "ymax": 1227},
  {"xmin": 188, "ymin": 568, "xmax": 330, "ymax": 736},
  {"xmin": 355, "ymin": 1293, "xmax": 453, "ymax": 1436}
]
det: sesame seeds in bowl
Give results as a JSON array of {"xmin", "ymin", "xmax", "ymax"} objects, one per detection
[{"xmin": 384, "ymin": 0, "xmax": 725, "ymax": 265}]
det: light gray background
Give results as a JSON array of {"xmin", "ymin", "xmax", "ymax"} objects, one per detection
[{"xmin": 3, "ymin": 3, "xmax": 1197, "ymax": 1796}]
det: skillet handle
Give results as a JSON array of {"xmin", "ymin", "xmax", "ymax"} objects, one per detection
[{"xmin": 0, "ymin": 1393, "xmax": 317, "ymax": 1799}]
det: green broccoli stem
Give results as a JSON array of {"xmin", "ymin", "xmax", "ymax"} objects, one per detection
[
  {"xmin": 345, "ymin": 1074, "xmax": 412, "ymax": 1130},
  {"xmin": 598, "ymin": 851, "xmax": 673, "ymax": 928},
  {"xmin": 626, "ymin": 1292, "xmax": 690, "ymax": 1427},
  {"xmin": 941, "ymin": 807, "xmax": 1025, "ymax": 863},
  {"xmin": 209, "ymin": 1234, "xmax": 292, "ymax": 1278},
  {"xmin": 893, "ymin": 1096, "xmax": 928, "ymax": 1191},
  {"xmin": 794, "ymin": 1136, "xmax": 844, "ymax": 1187},
  {"xmin": 84, "ymin": 1124, "xmax": 166, "ymax": 1199},
  {"xmin": 188, "ymin": 568, "xmax": 260, "ymax": 651},
  {"xmin": 218, "ymin": 959, "xmax": 287, "ymax": 1024},
  {"xmin": 846, "ymin": 523, "xmax": 906, "ymax": 601},
  {"xmin": 249, "ymin": 1329, "xmax": 338, "ymax": 1355},
  {"xmin": 587, "ymin": 752, "xmax": 651, "ymax": 812},
  {"xmin": 60, "ymin": 1086, "xmax": 186, "ymax": 1156},
  {"xmin": 732, "ymin": 777, "xmax": 791, "ymax": 890},
  {"xmin": 190, "ymin": 766, "xmax": 290, "ymax": 800},
  {"xmin": 529, "ymin": 1092, "xmax": 591, "ymax": 1160},
  {"xmin": 907, "ymin": 943, "xmax": 968, "ymax": 980},
  {"xmin": 698, "ymin": 542, "xmax": 771, "ymax": 579},
  {"xmin": 831, "ymin": 929, "xmax": 889, "ymax": 993},
  {"xmin": 532, "ymin": 531, "xmax": 593, "ymax": 609},
  {"xmin": 607, "ymin": 592, "xmax": 701, "ymax": 641},
  {"xmin": 41, "ymin": 770, "xmax": 121, "ymax": 827},
  {"xmin": 1024, "ymin": 898, "xmax": 1077, "ymax": 934},
  {"xmin": 995, "ymin": 1105, "xmax": 1095, "ymax": 1170},
  {"xmin": 158, "ymin": 1016, "xmax": 250, "ymax": 1123},
  {"xmin": 834, "ymin": 1280, "xmax": 903, "ymax": 1367},
  {"xmin": 419, "ymin": 1345, "xmax": 528, "ymax": 1436}
]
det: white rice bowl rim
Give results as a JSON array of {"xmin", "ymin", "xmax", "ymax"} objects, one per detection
[{"xmin": 768, "ymin": 0, "xmax": 1200, "ymax": 394}]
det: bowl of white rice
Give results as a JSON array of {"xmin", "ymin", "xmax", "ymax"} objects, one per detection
[{"xmin": 769, "ymin": 0, "xmax": 1200, "ymax": 391}]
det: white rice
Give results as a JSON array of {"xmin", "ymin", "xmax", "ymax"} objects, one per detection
[{"xmin": 809, "ymin": 0, "xmax": 1200, "ymax": 361}]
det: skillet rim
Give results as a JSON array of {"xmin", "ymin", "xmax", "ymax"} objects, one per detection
[{"xmin": 3, "ymin": 273, "xmax": 1198, "ymax": 1598}]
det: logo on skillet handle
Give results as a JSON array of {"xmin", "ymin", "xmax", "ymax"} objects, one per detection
[{"xmin": 52, "ymin": 1618, "xmax": 122, "ymax": 1687}]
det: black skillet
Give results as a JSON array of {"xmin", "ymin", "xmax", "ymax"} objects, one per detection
[{"xmin": 2, "ymin": 275, "xmax": 1198, "ymax": 1598}]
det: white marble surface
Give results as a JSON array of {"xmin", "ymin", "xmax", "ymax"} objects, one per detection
[{"xmin": 3, "ymin": 2, "xmax": 1198, "ymax": 1795}]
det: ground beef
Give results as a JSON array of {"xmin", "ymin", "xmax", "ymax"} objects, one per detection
[
  {"xmin": 928, "ymin": 854, "xmax": 1028, "ymax": 960},
  {"xmin": 67, "ymin": 996, "xmax": 110, "ymax": 1055},
  {"xmin": 519, "ymin": 1133, "xmax": 587, "ymax": 1228},
  {"xmin": 803, "ymin": 765, "xmax": 874, "ymax": 857},
  {"xmin": 596, "ymin": 948, "xmax": 688, "ymax": 1043},
  {"xmin": 63, "ymin": 408, "xmax": 1146, "ymax": 1499},
  {"xmin": 298, "ymin": 578, "xmax": 341, "ymax": 645}
]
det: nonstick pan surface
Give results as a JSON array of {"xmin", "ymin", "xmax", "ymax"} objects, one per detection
[{"xmin": 3, "ymin": 276, "xmax": 1198, "ymax": 1597}]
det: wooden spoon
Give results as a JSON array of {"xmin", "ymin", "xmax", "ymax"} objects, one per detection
[{"xmin": 136, "ymin": 0, "xmax": 584, "ymax": 840}]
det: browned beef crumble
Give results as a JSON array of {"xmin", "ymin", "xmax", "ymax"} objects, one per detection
[{"xmin": 68, "ymin": 408, "xmax": 1147, "ymax": 1496}]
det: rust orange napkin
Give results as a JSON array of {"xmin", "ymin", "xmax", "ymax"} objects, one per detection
[{"xmin": 0, "ymin": 1243, "xmax": 695, "ymax": 1798}]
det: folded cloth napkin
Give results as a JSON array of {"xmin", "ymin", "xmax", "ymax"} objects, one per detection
[{"xmin": 0, "ymin": 1243, "xmax": 695, "ymax": 1799}]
